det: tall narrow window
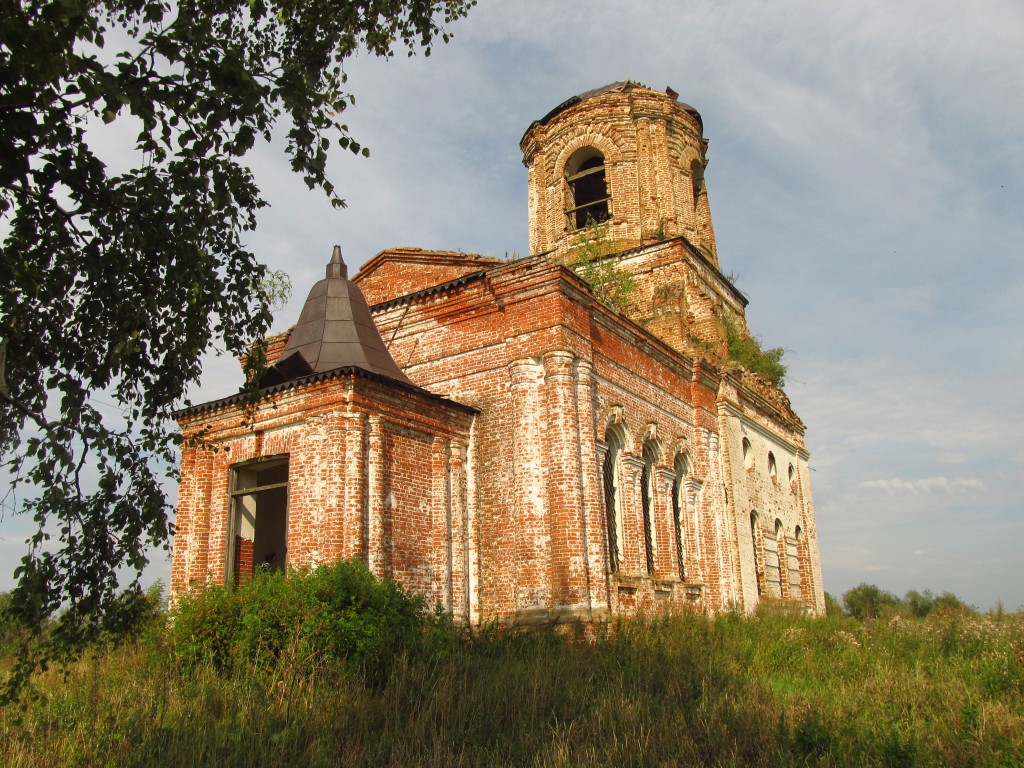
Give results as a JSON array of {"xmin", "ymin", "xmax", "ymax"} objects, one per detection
[
  {"xmin": 787, "ymin": 527, "xmax": 803, "ymax": 601},
  {"xmin": 641, "ymin": 441, "xmax": 658, "ymax": 574},
  {"xmin": 566, "ymin": 148, "xmax": 610, "ymax": 229},
  {"xmin": 690, "ymin": 159, "xmax": 711, "ymax": 251},
  {"xmin": 768, "ymin": 452, "xmax": 778, "ymax": 484},
  {"xmin": 764, "ymin": 519, "xmax": 783, "ymax": 598},
  {"xmin": 742, "ymin": 437, "xmax": 753, "ymax": 470},
  {"xmin": 690, "ymin": 160, "xmax": 705, "ymax": 210},
  {"xmin": 672, "ymin": 453, "xmax": 689, "ymax": 581},
  {"xmin": 602, "ymin": 427, "xmax": 625, "ymax": 572},
  {"xmin": 750, "ymin": 511, "xmax": 761, "ymax": 596},
  {"xmin": 228, "ymin": 457, "xmax": 289, "ymax": 580}
]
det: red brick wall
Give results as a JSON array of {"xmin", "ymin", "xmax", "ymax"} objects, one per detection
[
  {"xmin": 234, "ymin": 535, "xmax": 254, "ymax": 580},
  {"xmin": 378, "ymin": 425, "xmax": 443, "ymax": 603},
  {"xmin": 171, "ymin": 372, "xmax": 475, "ymax": 609},
  {"xmin": 173, "ymin": 252, "xmax": 822, "ymax": 620},
  {"xmin": 354, "ymin": 248, "xmax": 501, "ymax": 306},
  {"xmin": 368, "ymin": 256, "xmax": 742, "ymax": 618},
  {"xmin": 611, "ymin": 238, "xmax": 747, "ymax": 359}
]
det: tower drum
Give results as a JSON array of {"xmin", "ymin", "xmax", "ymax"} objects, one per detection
[{"xmin": 520, "ymin": 81, "xmax": 718, "ymax": 262}]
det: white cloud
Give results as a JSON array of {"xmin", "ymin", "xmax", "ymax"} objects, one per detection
[{"xmin": 860, "ymin": 477, "xmax": 986, "ymax": 495}]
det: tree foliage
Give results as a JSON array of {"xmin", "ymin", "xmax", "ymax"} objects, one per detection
[
  {"xmin": 0, "ymin": 0, "xmax": 474, "ymax": 690},
  {"xmin": 841, "ymin": 583, "xmax": 975, "ymax": 620},
  {"xmin": 842, "ymin": 583, "xmax": 902, "ymax": 620}
]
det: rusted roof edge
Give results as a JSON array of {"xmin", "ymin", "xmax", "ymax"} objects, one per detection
[{"xmin": 368, "ymin": 270, "xmax": 489, "ymax": 312}]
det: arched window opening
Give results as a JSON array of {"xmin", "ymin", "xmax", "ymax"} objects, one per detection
[
  {"xmin": 768, "ymin": 452, "xmax": 778, "ymax": 483},
  {"xmin": 602, "ymin": 427, "xmax": 625, "ymax": 572},
  {"xmin": 787, "ymin": 526, "xmax": 803, "ymax": 601},
  {"xmin": 690, "ymin": 160, "xmax": 705, "ymax": 210},
  {"xmin": 566, "ymin": 148, "xmax": 610, "ymax": 229},
  {"xmin": 750, "ymin": 511, "xmax": 761, "ymax": 596},
  {"xmin": 764, "ymin": 519, "xmax": 783, "ymax": 598},
  {"xmin": 641, "ymin": 440, "xmax": 658, "ymax": 574},
  {"xmin": 742, "ymin": 437, "xmax": 753, "ymax": 470},
  {"xmin": 788, "ymin": 463, "xmax": 796, "ymax": 490},
  {"xmin": 672, "ymin": 453, "xmax": 689, "ymax": 581}
]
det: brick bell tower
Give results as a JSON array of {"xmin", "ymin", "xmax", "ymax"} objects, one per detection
[
  {"xmin": 521, "ymin": 81, "xmax": 746, "ymax": 361},
  {"xmin": 520, "ymin": 81, "xmax": 718, "ymax": 262}
]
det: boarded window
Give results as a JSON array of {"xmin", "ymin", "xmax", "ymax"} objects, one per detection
[
  {"xmin": 788, "ymin": 528, "xmax": 803, "ymax": 600},
  {"xmin": 750, "ymin": 512, "xmax": 761, "ymax": 596},
  {"xmin": 228, "ymin": 457, "xmax": 289, "ymax": 580},
  {"xmin": 764, "ymin": 520, "xmax": 783, "ymax": 598}
]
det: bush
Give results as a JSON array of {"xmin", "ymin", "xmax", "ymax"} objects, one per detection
[
  {"xmin": 722, "ymin": 312, "xmax": 787, "ymax": 387},
  {"xmin": 168, "ymin": 560, "xmax": 434, "ymax": 684},
  {"xmin": 905, "ymin": 589, "xmax": 935, "ymax": 618},
  {"xmin": 842, "ymin": 583, "xmax": 902, "ymax": 620},
  {"xmin": 903, "ymin": 588, "xmax": 974, "ymax": 618},
  {"xmin": 567, "ymin": 217, "xmax": 637, "ymax": 313},
  {"xmin": 930, "ymin": 591, "xmax": 975, "ymax": 616},
  {"xmin": 823, "ymin": 591, "xmax": 844, "ymax": 617}
]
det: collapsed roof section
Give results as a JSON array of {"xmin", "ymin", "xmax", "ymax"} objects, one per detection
[{"xmin": 522, "ymin": 80, "xmax": 703, "ymax": 142}]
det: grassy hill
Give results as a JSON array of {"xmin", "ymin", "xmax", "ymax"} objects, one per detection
[{"xmin": 2, "ymin": 565, "xmax": 1021, "ymax": 767}]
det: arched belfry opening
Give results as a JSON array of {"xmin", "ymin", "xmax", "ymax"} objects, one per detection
[
  {"xmin": 690, "ymin": 159, "xmax": 705, "ymax": 211},
  {"xmin": 565, "ymin": 147, "xmax": 610, "ymax": 229},
  {"xmin": 689, "ymin": 158, "xmax": 716, "ymax": 257}
]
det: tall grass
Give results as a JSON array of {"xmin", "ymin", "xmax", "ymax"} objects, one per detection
[{"xmin": 1, "ymin": 584, "xmax": 1021, "ymax": 766}]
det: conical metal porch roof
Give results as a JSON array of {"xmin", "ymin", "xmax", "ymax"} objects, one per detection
[{"xmin": 268, "ymin": 246, "xmax": 413, "ymax": 386}]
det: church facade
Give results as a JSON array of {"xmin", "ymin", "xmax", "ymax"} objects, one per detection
[{"xmin": 171, "ymin": 82, "xmax": 825, "ymax": 621}]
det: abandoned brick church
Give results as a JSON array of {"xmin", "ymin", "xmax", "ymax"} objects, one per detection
[{"xmin": 171, "ymin": 81, "xmax": 825, "ymax": 620}]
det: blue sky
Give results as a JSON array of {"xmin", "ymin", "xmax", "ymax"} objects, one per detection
[{"xmin": 2, "ymin": 0, "xmax": 1022, "ymax": 610}]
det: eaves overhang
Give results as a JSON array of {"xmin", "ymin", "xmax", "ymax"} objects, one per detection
[
  {"xmin": 174, "ymin": 365, "xmax": 478, "ymax": 422},
  {"xmin": 368, "ymin": 270, "xmax": 489, "ymax": 312}
]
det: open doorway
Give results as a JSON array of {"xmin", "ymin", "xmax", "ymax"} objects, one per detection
[{"xmin": 228, "ymin": 456, "xmax": 289, "ymax": 580}]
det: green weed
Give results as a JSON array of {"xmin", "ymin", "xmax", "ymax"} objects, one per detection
[{"xmin": 2, "ymin": 591, "xmax": 1021, "ymax": 767}]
